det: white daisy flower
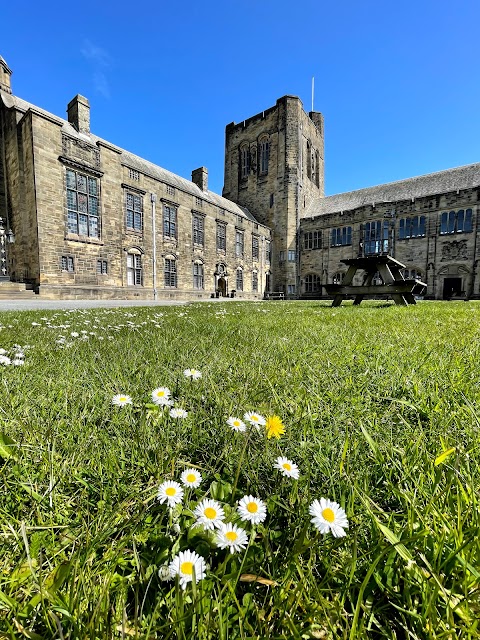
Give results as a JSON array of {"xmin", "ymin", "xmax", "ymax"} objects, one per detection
[
  {"xmin": 309, "ymin": 498, "xmax": 349, "ymax": 538},
  {"xmin": 243, "ymin": 411, "xmax": 266, "ymax": 428},
  {"xmin": 12, "ymin": 359, "xmax": 25, "ymax": 366},
  {"xmin": 180, "ymin": 468, "xmax": 202, "ymax": 488},
  {"xmin": 274, "ymin": 456, "xmax": 300, "ymax": 479},
  {"xmin": 227, "ymin": 416, "xmax": 246, "ymax": 432},
  {"xmin": 216, "ymin": 523, "xmax": 249, "ymax": 554},
  {"xmin": 70, "ymin": 332, "xmax": 79, "ymax": 338},
  {"xmin": 170, "ymin": 407, "xmax": 188, "ymax": 419},
  {"xmin": 184, "ymin": 368, "xmax": 202, "ymax": 380},
  {"xmin": 157, "ymin": 480, "xmax": 184, "ymax": 507},
  {"xmin": 151, "ymin": 387, "xmax": 172, "ymax": 405},
  {"xmin": 193, "ymin": 498, "xmax": 225, "ymax": 530},
  {"xmin": 169, "ymin": 549, "xmax": 206, "ymax": 589},
  {"xmin": 0, "ymin": 355, "xmax": 11, "ymax": 366},
  {"xmin": 0, "ymin": 349, "xmax": 6, "ymax": 355},
  {"xmin": 111, "ymin": 394, "xmax": 133, "ymax": 407},
  {"xmin": 237, "ymin": 495, "xmax": 267, "ymax": 525}
]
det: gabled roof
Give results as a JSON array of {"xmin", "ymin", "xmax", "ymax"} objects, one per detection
[
  {"xmin": 305, "ymin": 162, "xmax": 480, "ymax": 218},
  {"xmin": 0, "ymin": 91, "xmax": 259, "ymax": 224}
]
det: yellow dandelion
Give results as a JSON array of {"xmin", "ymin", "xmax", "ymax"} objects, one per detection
[{"xmin": 265, "ymin": 415, "xmax": 285, "ymax": 439}]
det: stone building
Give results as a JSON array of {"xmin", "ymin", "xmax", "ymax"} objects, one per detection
[
  {"xmin": 1, "ymin": 53, "xmax": 480, "ymax": 300},
  {"xmin": 0, "ymin": 56, "xmax": 271, "ymax": 300}
]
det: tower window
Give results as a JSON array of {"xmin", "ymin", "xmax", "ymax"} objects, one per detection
[{"xmin": 259, "ymin": 138, "xmax": 269, "ymax": 175}]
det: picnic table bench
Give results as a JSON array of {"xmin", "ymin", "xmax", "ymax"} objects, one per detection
[{"xmin": 324, "ymin": 255, "xmax": 427, "ymax": 307}]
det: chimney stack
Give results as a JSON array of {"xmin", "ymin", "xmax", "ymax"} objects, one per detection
[
  {"xmin": 192, "ymin": 167, "xmax": 208, "ymax": 192},
  {"xmin": 67, "ymin": 95, "xmax": 90, "ymax": 134},
  {"xmin": 0, "ymin": 56, "xmax": 12, "ymax": 94}
]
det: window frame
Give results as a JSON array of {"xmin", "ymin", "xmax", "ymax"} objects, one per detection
[
  {"xmin": 216, "ymin": 222, "xmax": 227, "ymax": 252},
  {"xmin": 163, "ymin": 204, "xmax": 177, "ymax": 240},
  {"xmin": 61, "ymin": 255, "xmax": 75, "ymax": 272},
  {"xmin": 236, "ymin": 267, "xmax": 244, "ymax": 291},
  {"xmin": 193, "ymin": 261, "xmax": 204, "ymax": 290},
  {"xmin": 192, "ymin": 213, "xmax": 205, "ymax": 247},
  {"xmin": 164, "ymin": 256, "xmax": 177, "ymax": 288},
  {"xmin": 235, "ymin": 230, "xmax": 244, "ymax": 257},
  {"xmin": 126, "ymin": 191, "xmax": 143, "ymax": 232},
  {"xmin": 252, "ymin": 235, "xmax": 259, "ymax": 260},
  {"xmin": 126, "ymin": 252, "xmax": 143, "ymax": 286},
  {"xmin": 66, "ymin": 168, "xmax": 100, "ymax": 238}
]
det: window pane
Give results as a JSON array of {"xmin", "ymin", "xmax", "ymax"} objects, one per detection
[
  {"xmin": 77, "ymin": 175, "xmax": 87, "ymax": 193},
  {"xmin": 68, "ymin": 211, "xmax": 78, "ymax": 233},
  {"xmin": 66, "ymin": 170, "xmax": 76, "ymax": 189},
  {"xmin": 457, "ymin": 209, "xmax": 464, "ymax": 232},
  {"xmin": 78, "ymin": 193, "xmax": 88, "ymax": 213},
  {"xmin": 448, "ymin": 211, "xmax": 455, "ymax": 233},
  {"xmin": 465, "ymin": 209, "xmax": 473, "ymax": 232},
  {"xmin": 67, "ymin": 190, "xmax": 77, "ymax": 210},
  {"xmin": 89, "ymin": 196, "xmax": 98, "ymax": 215},
  {"xmin": 88, "ymin": 178, "xmax": 97, "ymax": 196},
  {"xmin": 89, "ymin": 216, "xmax": 99, "ymax": 237},
  {"xmin": 78, "ymin": 214, "xmax": 88, "ymax": 235},
  {"xmin": 419, "ymin": 216, "xmax": 426, "ymax": 236}
]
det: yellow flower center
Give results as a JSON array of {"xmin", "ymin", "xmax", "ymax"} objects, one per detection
[
  {"xmin": 226, "ymin": 531, "xmax": 238, "ymax": 542},
  {"xmin": 282, "ymin": 463, "xmax": 292, "ymax": 471},
  {"xmin": 180, "ymin": 561, "xmax": 193, "ymax": 575},
  {"xmin": 165, "ymin": 487, "xmax": 176, "ymax": 496},
  {"xmin": 204, "ymin": 507, "xmax": 217, "ymax": 519},
  {"xmin": 252, "ymin": 416, "xmax": 259, "ymax": 422},
  {"xmin": 322, "ymin": 508, "xmax": 335, "ymax": 523},
  {"xmin": 247, "ymin": 502, "xmax": 258, "ymax": 513},
  {"xmin": 157, "ymin": 391, "xmax": 165, "ymax": 397},
  {"xmin": 186, "ymin": 473, "xmax": 196, "ymax": 483},
  {"xmin": 233, "ymin": 420, "xmax": 240, "ymax": 427},
  {"xmin": 120, "ymin": 397, "xmax": 127, "ymax": 402}
]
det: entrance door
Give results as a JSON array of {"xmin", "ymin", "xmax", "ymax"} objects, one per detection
[
  {"xmin": 217, "ymin": 277, "xmax": 227, "ymax": 297},
  {"xmin": 443, "ymin": 277, "xmax": 462, "ymax": 299}
]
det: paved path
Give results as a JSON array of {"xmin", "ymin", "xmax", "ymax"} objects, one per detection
[{"xmin": 0, "ymin": 298, "xmax": 197, "ymax": 311}]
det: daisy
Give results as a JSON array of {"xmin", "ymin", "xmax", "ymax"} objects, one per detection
[
  {"xmin": 274, "ymin": 456, "xmax": 300, "ymax": 479},
  {"xmin": 309, "ymin": 498, "xmax": 349, "ymax": 538},
  {"xmin": 169, "ymin": 549, "xmax": 206, "ymax": 589},
  {"xmin": 216, "ymin": 523, "xmax": 249, "ymax": 554},
  {"xmin": 237, "ymin": 495, "xmax": 267, "ymax": 525},
  {"xmin": 184, "ymin": 368, "xmax": 202, "ymax": 380},
  {"xmin": 0, "ymin": 355, "xmax": 11, "ymax": 366},
  {"xmin": 151, "ymin": 387, "xmax": 172, "ymax": 406},
  {"xmin": 227, "ymin": 416, "xmax": 246, "ymax": 432},
  {"xmin": 157, "ymin": 480, "xmax": 184, "ymax": 507},
  {"xmin": 169, "ymin": 407, "xmax": 188, "ymax": 419},
  {"xmin": 265, "ymin": 415, "xmax": 285, "ymax": 439},
  {"xmin": 193, "ymin": 498, "xmax": 225, "ymax": 530},
  {"xmin": 12, "ymin": 359, "xmax": 25, "ymax": 366},
  {"xmin": 180, "ymin": 468, "xmax": 202, "ymax": 488},
  {"xmin": 111, "ymin": 394, "xmax": 133, "ymax": 407},
  {"xmin": 244, "ymin": 411, "xmax": 266, "ymax": 428}
]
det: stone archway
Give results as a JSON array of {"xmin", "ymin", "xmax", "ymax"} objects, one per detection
[{"xmin": 217, "ymin": 277, "xmax": 227, "ymax": 297}]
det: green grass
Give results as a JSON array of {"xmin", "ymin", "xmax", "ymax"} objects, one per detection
[{"xmin": 0, "ymin": 300, "xmax": 479, "ymax": 639}]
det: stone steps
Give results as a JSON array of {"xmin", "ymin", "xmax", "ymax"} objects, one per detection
[{"xmin": 0, "ymin": 282, "xmax": 36, "ymax": 298}]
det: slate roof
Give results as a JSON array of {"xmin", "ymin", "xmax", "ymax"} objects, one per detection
[
  {"xmin": 0, "ymin": 91, "xmax": 258, "ymax": 223},
  {"xmin": 305, "ymin": 162, "xmax": 480, "ymax": 218}
]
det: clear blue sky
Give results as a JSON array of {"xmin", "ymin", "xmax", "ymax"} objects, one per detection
[{"xmin": 3, "ymin": 0, "xmax": 480, "ymax": 197}]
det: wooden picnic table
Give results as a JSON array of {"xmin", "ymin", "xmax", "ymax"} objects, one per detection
[{"xmin": 324, "ymin": 255, "xmax": 427, "ymax": 307}]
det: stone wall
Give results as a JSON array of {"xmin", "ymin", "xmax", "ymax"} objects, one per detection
[{"xmin": 299, "ymin": 188, "xmax": 480, "ymax": 299}]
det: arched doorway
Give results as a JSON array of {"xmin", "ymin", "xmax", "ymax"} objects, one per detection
[{"xmin": 217, "ymin": 277, "xmax": 227, "ymax": 297}]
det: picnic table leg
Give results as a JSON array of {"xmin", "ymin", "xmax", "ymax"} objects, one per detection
[{"xmin": 332, "ymin": 294, "xmax": 345, "ymax": 307}]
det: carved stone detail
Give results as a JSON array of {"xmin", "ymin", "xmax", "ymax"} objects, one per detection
[
  {"xmin": 61, "ymin": 134, "xmax": 100, "ymax": 169},
  {"xmin": 441, "ymin": 240, "xmax": 468, "ymax": 262}
]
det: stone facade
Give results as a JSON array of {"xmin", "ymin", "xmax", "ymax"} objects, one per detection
[
  {"xmin": 0, "ymin": 59, "xmax": 271, "ymax": 300},
  {"xmin": 2, "ymin": 54, "xmax": 480, "ymax": 300}
]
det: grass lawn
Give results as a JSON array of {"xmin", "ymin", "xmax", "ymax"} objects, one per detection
[{"xmin": 0, "ymin": 300, "xmax": 479, "ymax": 639}]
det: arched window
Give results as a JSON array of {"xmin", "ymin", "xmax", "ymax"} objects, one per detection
[
  {"xmin": 193, "ymin": 261, "xmax": 204, "ymax": 290},
  {"xmin": 126, "ymin": 248, "xmax": 143, "ymax": 286},
  {"xmin": 306, "ymin": 141, "xmax": 312, "ymax": 179},
  {"xmin": 259, "ymin": 137, "xmax": 269, "ymax": 175},
  {"xmin": 164, "ymin": 255, "xmax": 177, "ymax": 288},
  {"xmin": 304, "ymin": 274, "xmax": 321, "ymax": 293},
  {"xmin": 236, "ymin": 267, "xmax": 243, "ymax": 291},
  {"xmin": 239, "ymin": 145, "xmax": 249, "ymax": 179},
  {"xmin": 315, "ymin": 150, "xmax": 320, "ymax": 187}
]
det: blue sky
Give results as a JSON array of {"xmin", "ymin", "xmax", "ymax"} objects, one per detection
[{"xmin": 3, "ymin": 0, "xmax": 480, "ymax": 196}]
